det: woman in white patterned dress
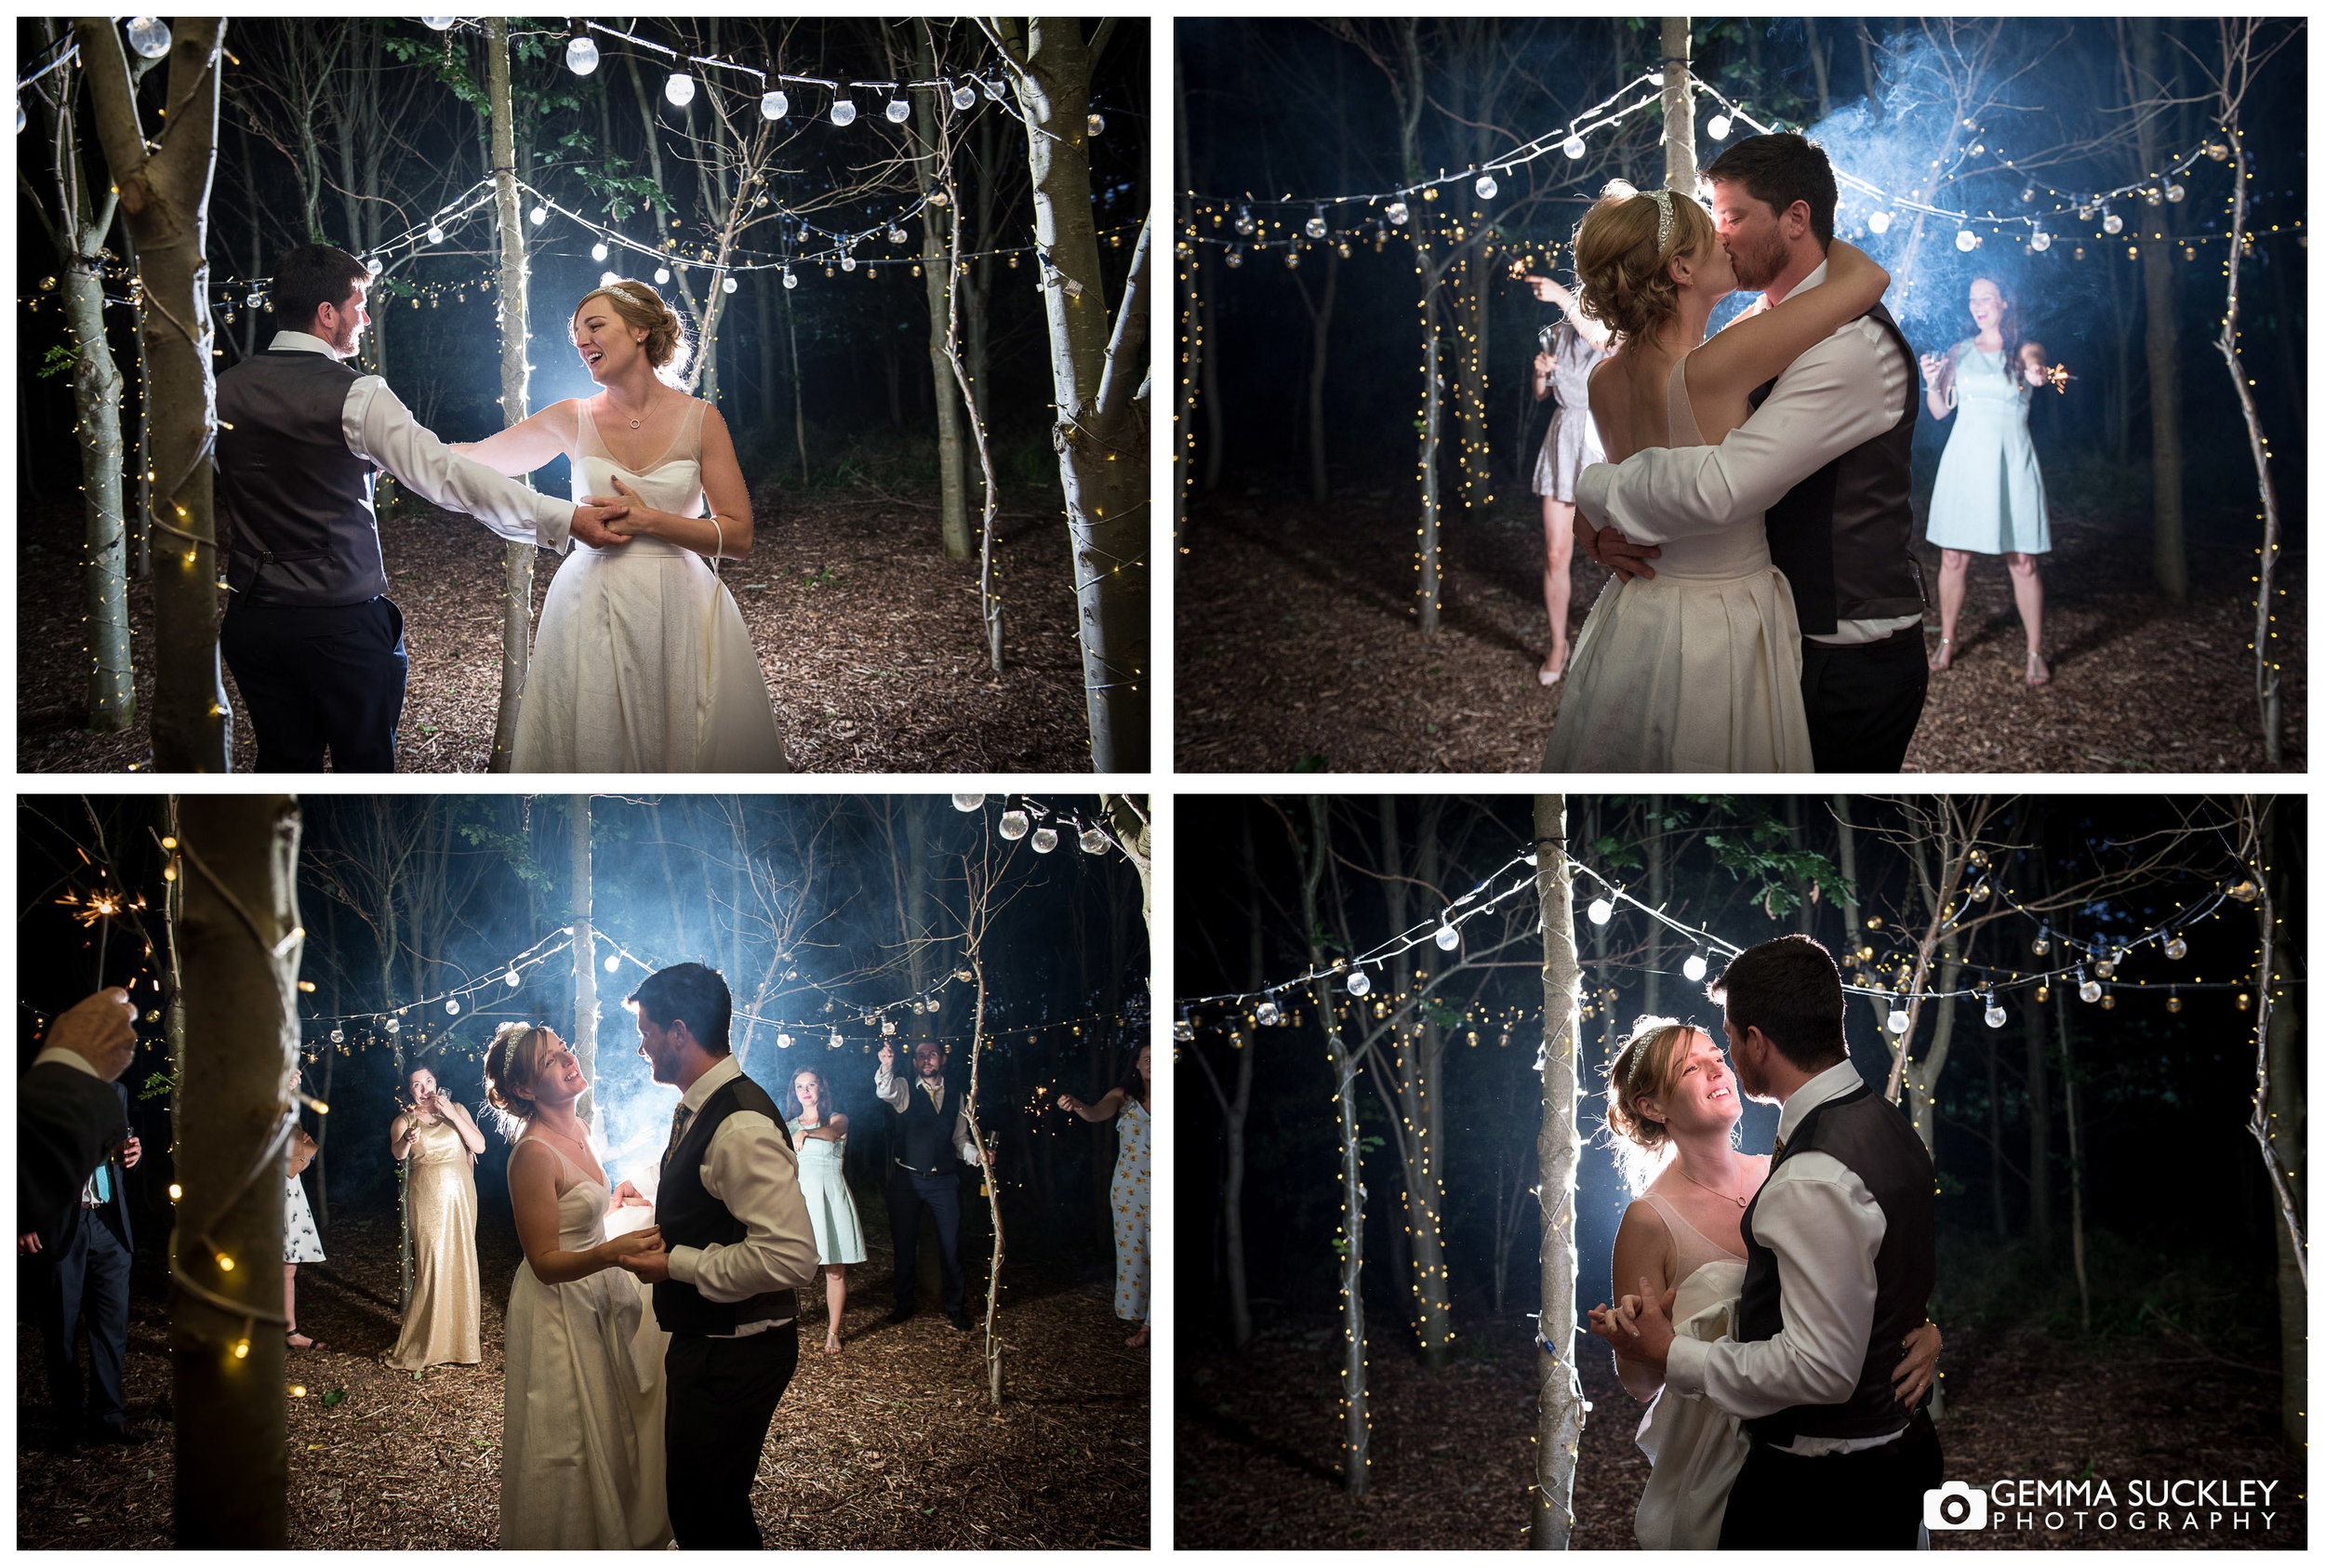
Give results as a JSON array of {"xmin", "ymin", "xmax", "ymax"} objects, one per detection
[
  {"xmin": 451, "ymin": 279, "xmax": 790, "ymax": 772},
  {"xmin": 284, "ymin": 1119, "xmax": 326, "ymax": 1352},
  {"xmin": 1057, "ymin": 1043, "xmax": 1150, "ymax": 1348},
  {"xmin": 786, "ymin": 1068, "xmax": 866, "ymax": 1355}
]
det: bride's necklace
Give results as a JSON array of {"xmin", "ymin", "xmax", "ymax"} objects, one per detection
[{"xmin": 1678, "ymin": 1162, "xmax": 1751, "ymax": 1210}]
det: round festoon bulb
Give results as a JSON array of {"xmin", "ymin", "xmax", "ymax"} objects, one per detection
[
  {"xmin": 1173, "ymin": 1017, "xmax": 1195, "ymax": 1042},
  {"xmin": 127, "ymin": 16, "xmax": 174, "ymax": 56},
  {"xmin": 529, "ymin": 205, "xmax": 548, "ymax": 226},
  {"xmin": 329, "ymin": 1028, "xmax": 345, "ymax": 1044},
  {"xmin": 951, "ymin": 84, "xmax": 975, "ymax": 110},
  {"xmin": 665, "ymin": 73, "xmax": 696, "ymax": 108},
  {"xmin": 782, "ymin": 266, "xmax": 798, "ymax": 289},
  {"xmin": 428, "ymin": 225, "xmax": 445, "ymax": 246},
  {"xmin": 723, "ymin": 274, "xmax": 737, "ymax": 292},
  {"xmin": 1867, "ymin": 210, "xmax": 1893, "ymax": 235},
  {"xmin": 1707, "ymin": 113, "xmax": 1731, "ymax": 140},
  {"xmin": 1587, "ymin": 897, "xmax": 1613, "ymax": 925},
  {"xmin": 591, "ymin": 240, "xmax": 608, "ymax": 261},
  {"xmin": 2165, "ymin": 182, "xmax": 2186, "ymax": 203},
  {"xmin": 421, "ymin": 17, "xmax": 455, "ymax": 31},
  {"xmin": 1956, "ymin": 227, "xmax": 1979, "ymax": 251},
  {"xmin": 2033, "ymin": 929, "xmax": 2052, "ymax": 955},
  {"xmin": 1887, "ymin": 1005, "xmax": 1910, "ymax": 1035},
  {"xmin": 1434, "ymin": 921, "xmax": 1459, "ymax": 951},
  {"xmin": 2102, "ymin": 211, "xmax": 2123, "ymax": 235},
  {"xmin": 565, "ymin": 35, "xmax": 600, "ymax": 75},
  {"xmin": 1346, "ymin": 968, "xmax": 1372, "ymax": 998},
  {"xmin": 386, "ymin": 1017, "xmax": 402, "ymax": 1034},
  {"xmin": 1562, "ymin": 133, "xmax": 1586, "ymax": 160},
  {"xmin": 505, "ymin": 968, "xmax": 522, "ymax": 988},
  {"xmin": 998, "ymin": 809, "xmax": 1030, "ymax": 841},
  {"xmin": 1030, "ymin": 827, "xmax": 1057, "ymax": 853},
  {"xmin": 445, "ymin": 997, "xmax": 461, "ymax": 1016},
  {"xmin": 951, "ymin": 792, "xmax": 983, "ymax": 811},
  {"xmin": 654, "ymin": 265, "xmax": 671, "ymax": 284},
  {"xmin": 2031, "ymin": 229, "xmax": 2052, "ymax": 252},
  {"xmin": 1079, "ymin": 827, "xmax": 1109, "ymax": 855},
  {"xmin": 604, "ymin": 952, "xmax": 621, "ymax": 975},
  {"xmin": 1475, "ymin": 173, "xmax": 1498, "ymax": 200},
  {"xmin": 1386, "ymin": 201, "xmax": 1409, "ymax": 226},
  {"xmin": 1256, "ymin": 1000, "xmax": 1282, "ymax": 1028},
  {"xmin": 830, "ymin": 97, "xmax": 857, "ymax": 126},
  {"xmin": 777, "ymin": 1033, "xmax": 793, "ymax": 1050},
  {"xmin": 1087, "ymin": 112, "xmax": 1105, "ymax": 136},
  {"xmin": 1306, "ymin": 206, "xmax": 1328, "ymax": 239},
  {"xmin": 1984, "ymin": 996, "xmax": 2007, "ymax": 1030},
  {"xmin": 1682, "ymin": 951, "xmax": 1708, "ymax": 983},
  {"xmin": 762, "ymin": 89, "xmax": 789, "ymax": 121},
  {"xmin": 885, "ymin": 95, "xmax": 910, "ymax": 124},
  {"xmin": 2164, "ymin": 932, "xmax": 2187, "ymax": 961},
  {"xmin": 888, "ymin": 224, "xmax": 908, "ymax": 245},
  {"xmin": 2078, "ymin": 971, "xmax": 2101, "ymax": 1003}
]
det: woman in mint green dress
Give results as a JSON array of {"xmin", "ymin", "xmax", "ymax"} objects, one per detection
[
  {"xmin": 787, "ymin": 1068, "xmax": 866, "ymax": 1355},
  {"xmin": 1921, "ymin": 276, "xmax": 2054, "ymax": 685}
]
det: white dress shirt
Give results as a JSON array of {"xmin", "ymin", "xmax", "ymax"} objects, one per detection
[
  {"xmin": 664, "ymin": 1054, "xmax": 822, "ymax": 1335},
  {"xmin": 263, "ymin": 330, "xmax": 573, "ymax": 553},
  {"xmin": 1574, "ymin": 260, "xmax": 1919, "ymax": 645},
  {"xmin": 872, "ymin": 1063, "xmax": 983, "ymax": 1167},
  {"xmin": 1665, "ymin": 1056, "xmax": 1906, "ymax": 1455}
]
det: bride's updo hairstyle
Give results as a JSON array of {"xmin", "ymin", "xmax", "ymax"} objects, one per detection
[
  {"xmin": 482, "ymin": 1021, "xmax": 555, "ymax": 1139},
  {"xmin": 1574, "ymin": 180, "xmax": 1716, "ymax": 345},
  {"xmin": 1601, "ymin": 1015, "xmax": 1701, "ymax": 1194},
  {"xmin": 573, "ymin": 278, "xmax": 693, "ymax": 386}
]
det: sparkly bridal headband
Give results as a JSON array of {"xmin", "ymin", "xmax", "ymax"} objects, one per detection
[
  {"xmin": 596, "ymin": 282, "xmax": 647, "ymax": 309},
  {"xmin": 1603, "ymin": 179, "xmax": 1697, "ymax": 255}
]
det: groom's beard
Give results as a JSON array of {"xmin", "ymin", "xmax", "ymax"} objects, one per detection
[{"xmin": 1724, "ymin": 231, "xmax": 1789, "ymax": 293}]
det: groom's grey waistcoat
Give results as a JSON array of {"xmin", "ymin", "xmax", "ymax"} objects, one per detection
[
  {"xmin": 216, "ymin": 350, "xmax": 391, "ymax": 606},
  {"xmin": 1750, "ymin": 303, "xmax": 1924, "ymax": 636},
  {"xmin": 1735, "ymin": 1078, "xmax": 1934, "ymax": 1443},
  {"xmin": 654, "ymin": 1070, "xmax": 798, "ymax": 1335}
]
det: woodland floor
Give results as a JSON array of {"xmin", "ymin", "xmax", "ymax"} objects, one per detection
[
  {"xmin": 1174, "ymin": 1308, "xmax": 2302, "ymax": 1549},
  {"xmin": 16, "ymin": 1193, "xmax": 1149, "ymax": 1548},
  {"xmin": 1176, "ymin": 480, "xmax": 2305, "ymax": 773},
  {"xmin": 20, "ymin": 483, "xmax": 1088, "ymax": 773}
]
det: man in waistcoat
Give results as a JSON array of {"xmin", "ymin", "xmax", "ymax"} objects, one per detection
[
  {"xmin": 617, "ymin": 963, "xmax": 820, "ymax": 1548},
  {"xmin": 873, "ymin": 1039, "xmax": 988, "ymax": 1332},
  {"xmin": 215, "ymin": 244, "xmax": 634, "ymax": 771},
  {"xmin": 1617, "ymin": 936, "xmax": 1942, "ymax": 1548},
  {"xmin": 1577, "ymin": 133, "xmax": 1930, "ymax": 771}
]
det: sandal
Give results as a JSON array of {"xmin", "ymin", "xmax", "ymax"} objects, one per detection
[
  {"xmin": 286, "ymin": 1330, "xmax": 325, "ymax": 1352},
  {"xmin": 2026, "ymin": 646, "xmax": 2051, "ymax": 687},
  {"xmin": 1928, "ymin": 635, "xmax": 1954, "ymax": 672},
  {"xmin": 1125, "ymin": 1324, "xmax": 1149, "ymax": 1349}
]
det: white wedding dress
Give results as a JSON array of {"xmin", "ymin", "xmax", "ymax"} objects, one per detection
[
  {"xmin": 512, "ymin": 397, "xmax": 791, "ymax": 772},
  {"xmin": 1541, "ymin": 357, "xmax": 1814, "ymax": 772},
  {"xmin": 1628, "ymin": 1189, "xmax": 1753, "ymax": 1549},
  {"xmin": 498, "ymin": 1136, "xmax": 672, "ymax": 1549}
]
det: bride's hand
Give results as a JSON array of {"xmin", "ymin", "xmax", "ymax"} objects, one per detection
[
  {"xmin": 1893, "ymin": 1318, "xmax": 1942, "ymax": 1409},
  {"xmin": 571, "ymin": 500, "xmax": 631, "ymax": 550},
  {"xmin": 599, "ymin": 1225, "xmax": 661, "ymax": 1261},
  {"xmin": 597, "ymin": 476, "xmax": 658, "ymax": 538}
]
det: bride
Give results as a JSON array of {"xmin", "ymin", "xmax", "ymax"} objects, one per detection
[
  {"xmin": 1542, "ymin": 186, "xmax": 1890, "ymax": 770},
  {"xmin": 1586, "ymin": 1019, "xmax": 1940, "ymax": 1548},
  {"xmin": 453, "ymin": 279, "xmax": 790, "ymax": 772},
  {"xmin": 484, "ymin": 1023, "xmax": 671, "ymax": 1549}
]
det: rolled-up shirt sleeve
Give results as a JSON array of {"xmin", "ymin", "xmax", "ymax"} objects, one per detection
[
  {"xmin": 666, "ymin": 1111, "xmax": 821, "ymax": 1300},
  {"xmin": 342, "ymin": 376, "xmax": 572, "ymax": 551},
  {"xmin": 873, "ymin": 1065, "xmax": 907, "ymax": 1113},
  {"xmin": 1665, "ymin": 1151, "xmax": 1884, "ymax": 1418},
  {"xmin": 1575, "ymin": 318, "xmax": 1906, "ymax": 546}
]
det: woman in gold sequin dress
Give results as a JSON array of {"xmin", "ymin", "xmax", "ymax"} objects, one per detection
[{"xmin": 387, "ymin": 1064, "xmax": 485, "ymax": 1370}]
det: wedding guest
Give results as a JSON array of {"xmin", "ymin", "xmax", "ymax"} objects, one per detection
[
  {"xmin": 786, "ymin": 1068, "xmax": 866, "ymax": 1355},
  {"xmin": 29, "ymin": 1076, "xmax": 143, "ymax": 1449},
  {"xmin": 874, "ymin": 1040, "xmax": 986, "ymax": 1332},
  {"xmin": 284, "ymin": 1118, "xmax": 326, "ymax": 1351},
  {"xmin": 19, "ymin": 988, "xmax": 138, "ymax": 1251},
  {"xmin": 387, "ymin": 1062, "xmax": 485, "ymax": 1369},
  {"xmin": 1056, "ymin": 1043, "xmax": 1151, "ymax": 1348},
  {"xmin": 485, "ymin": 1021, "xmax": 671, "ymax": 1549},
  {"xmin": 1921, "ymin": 276, "xmax": 2054, "ymax": 684},
  {"xmin": 1527, "ymin": 276, "xmax": 1614, "ymax": 687}
]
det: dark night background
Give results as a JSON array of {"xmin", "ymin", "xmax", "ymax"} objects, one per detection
[
  {"xmin": 1174, "ymin": 20, "xmax": 2305, "ymax": 772},
  {"xmin": 1176, "ymin": 793, "xmax": 2305, "ymax": 1548}
]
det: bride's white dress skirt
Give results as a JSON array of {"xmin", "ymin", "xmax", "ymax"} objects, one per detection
[
  {"xmin": 1632, "ymin": 1257, "xmax": 1752, "ymax": 1549},
  {"xmin": 512, "ymin": 399, "xmax": 791, "ymax": 773}
]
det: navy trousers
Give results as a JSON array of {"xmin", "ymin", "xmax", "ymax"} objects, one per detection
[
  {"xmin": 886, "ymin": 1164, "xmax": 965, "ymax": 1316},
  {"xmin": 220, "ymin": 595, "xmax": 407, "ymax": 772},
  {"xmin": 39, "ymin": 1212, "xmax": 131, "ymax": 1433}
]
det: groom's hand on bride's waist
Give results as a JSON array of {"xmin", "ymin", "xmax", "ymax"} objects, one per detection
[{"xmin": 570, "ymin": 501, "xmax": 633, "ymax": 550}]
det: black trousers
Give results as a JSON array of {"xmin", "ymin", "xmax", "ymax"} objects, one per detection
[
  {"xmin": 887, "ymin": 1164, "xmax": 965, "ymax": 1316},
  {"xmin": 1800, "ymin": 630, "xmax": 1929, "ymax": 773},
  {"xmin": 1718, "ymin": 1411, "xmax": 1944, "ymax": 1548},
  {"xmin": 664, "ymin": 1324, "xmax": 798, "ymax": 1548},
  {"xmin": 219, "ymin": 595, "xmax": 406, "ymax": 772},
  {"xmin": 39, "ymin": 1213, "xmax": 132, "ymax": 1432}
]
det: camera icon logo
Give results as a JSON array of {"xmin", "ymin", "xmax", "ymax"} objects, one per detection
[{"xmin": 1923, "ymin": 1482, "xmax": 1988, "ymax": 1531}]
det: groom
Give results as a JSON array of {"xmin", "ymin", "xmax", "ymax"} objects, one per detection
[
  {"xmin": 1619, "ymin": 936, "xmax": 1941, "ymax": 1548},
  {"xmin": 1577, "ymin": 132, "xmax": 1929, "ymax": 771},
  {"xmin": 215, "ymin": 243, "xmax": 633, "ymax": 771},
  {"xmin": 618, "ymin": 963, "xmax": 819, "ymax": 1548}
]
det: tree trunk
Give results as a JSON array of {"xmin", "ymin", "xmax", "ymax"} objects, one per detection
[
  {"xmin": 1002, "ymin": 20, "xmax": 1152, "ymax": 772},
  {"xmin": 2258, "ymin": 798, "xmax": 2305, "ymax": 1446},
  {"xmin": 571, "ymin": 794, "xmax": 597, "ymax": 1129},
  {"xmin": 2022, "ymin": 919, "xmax": 2053, "ymax": 1262},
  {"xmin": 917, "ymin": 23, "xmax": 973, "ymax": 560},
  {"xmin": 1643, "ymin": 798, "xmax": 1667, "ymax": 1016},
  {"xmin": 2055, "ymin": 975, "xmax": 2091, "ymax": 1332},
  {"xmin": 1985, "ymin": 1013, "xmax": 2006, "ymax": 1235},
  {"xmin": 78, "ymin": 17, "xmax": 230, "ymax": 771},
  {"xmin": 1531, "ymin": 792, "xmax": 1583, "ymax": 1548},
  {"xmin": 1296, "ymin": 796, "xmax": 1367, "ymax": 1495},
  {"xmin": 171, "ymin": 793, "xmax": 301, "ymax": 1548},
  {"xmin": 55, "ymin": 179, "xmax": 138, "ymax": 729},
  {"xmin": 783, "ymin": 286, "xmax": 809, "ymax": 483},
  {"xmin": 963, "ymin": 952, "xmax": 1007, "ymax": 1404},
  {"xmin": 485, "ymin": 19, "xmax": 536, "ymax": 773},
  {"xmin": 1661, "ymin": 18, "xmax": 1696, "ymax": 192},
  {"xmin": 1391, "ymin": 801, "xmax": 1455, "ymax": 1366},
  {"xmin": 1804, "ymin": 18, "xmax": 1831, "ymax": 118},
  {"xmin": 2130, "ymin": 19, "xmax": 2187, "ymax": 601},
  {"xmin": 1834, "ymin": 795, "xmax": 1869, "ymax": 1037},
  {"xmin": 2215, "ymin": 102, "xmax": 2283, "ymax": 765},
  {"xmin": 1303, "ymin": 247, "xmax": 1338, "ymax": 504},
  {"xmin": 1417, "ymin": 291, "xmax": 1443, "ymax": 634}
]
